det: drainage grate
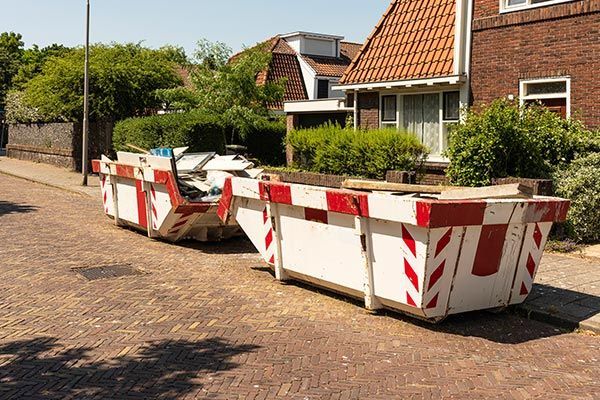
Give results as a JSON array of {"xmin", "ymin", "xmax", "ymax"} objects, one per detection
[{"xmin": 73, "ymin": 264, "xmax": 144, "ymax": 281}]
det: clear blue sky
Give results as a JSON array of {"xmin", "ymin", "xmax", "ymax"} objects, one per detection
[{"xmin": 1, "ymin": 0, "xmax": 390, "ymax": 55}]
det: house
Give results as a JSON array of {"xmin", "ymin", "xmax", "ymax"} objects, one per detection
[
  {"xmin": 292, "ymin": 0, "xmax": 598, "ymax": 161},
  {"xmin": 253, "ymin": 32, "xmax": 361, "ymax": 127},
  {"xmin": 470, "ymin": 0, "xmax": 599, "ymax": 128}
]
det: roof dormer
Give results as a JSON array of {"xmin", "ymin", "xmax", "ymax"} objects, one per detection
[{"xmin": 281, "ymin": 31, "xmax": 345, "ymax": 58}]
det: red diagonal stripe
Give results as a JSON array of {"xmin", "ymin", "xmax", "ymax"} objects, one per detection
[
  {"xmin": 435, "ymin": 228, "xmax": 452, "ymax": 257},
  {"xmin": 533, "ymin": 223, "xmax": 543, "ymax": 249},
  {"xmin": 404, "ymin": 259, "xmax": 419, "ymax": 291},
  {"xmin": 520, "ymin": 282, "xmax": 529, "ymax": 296},
  {"xmin": 407, "ymin": 292, "xmax": 416, "ymax": 307},
  {"xmin": 426, "ymin": 294, "xmax": 439, "ymax": 309},
  {"xmin": 263, "ymin": 207, "xmax": 269, "ymax": 224},
  {"xmin": 428, "ymin": 261, "xmax": 445, "ymax": 291},
  {"xmin": 526, "ymin": 254, "xmax": 537, "ymax": 279},
  {"xmin": 402, "ymin": 225, "xmax": 416, "ymax": 257},
  {"xmin": 265, "ymin": 229, "xmax": 273, "ymax": 249}
]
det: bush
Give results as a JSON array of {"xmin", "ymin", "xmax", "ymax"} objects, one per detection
[
  {"xmin": 445, "ymin": 99, "xmax": 593, "ymax": 186},
  {"xmin": 113, "ymin": 111, "xmax": 226, "ymax": 154},
  {"xmin": 287, "ymin": 125, "xmax": 428, "ymax": 180},
  {"xmin": 239, "ymin": 119, "xmax": 286, "ymax": 166},
  {"xmin": 554, "ymin": 153, "xmax": 600, "ymax": 243}
]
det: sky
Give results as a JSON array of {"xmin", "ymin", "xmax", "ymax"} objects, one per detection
[{"xmin": 0, "ymin": 0, "xmax": 390, "ymax": 55}]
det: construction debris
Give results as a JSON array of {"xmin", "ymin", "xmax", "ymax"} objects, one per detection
[{"xmin": 439, "ymin": 183, "xmax": 534, "ymax": 200}]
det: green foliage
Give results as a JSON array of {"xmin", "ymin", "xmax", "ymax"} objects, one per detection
[
  {"xmin": 236, "ymin": 119, "xmax": 286, "ymax": 166},
  {"xmin": 155, "ymin": 39, "xmax": 285, "ymax": 139},
  {"xmin": 11, "ymin": 44, "xmax": 72, "ymax": 90},
  {"xmin": 113, "ymin": 111, "xmax": 226, "ymax": 154},
  {"xmin": 445, "ymin": 99, "xmax": 593, "ymax": 186},
  {"xmin": 14, "ymin": 43, "xmax": 182, "ymax": 123},
  {"xmin": 287, "ymin": 125, "xmax": 428, "ymax": 180},
  {"xmin": 554, "ymin": 153, "xmax": 600, "ymax": 243},
  {"xmin": 0, "ymin": 32, "xmax": 25, "ymax": 108}
]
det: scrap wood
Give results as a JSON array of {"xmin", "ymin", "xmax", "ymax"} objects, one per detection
[
  {"xmin": 439, "ymin": 183, "xmax": 534, "ymax": 200},
  {"xmin": 342, "ymin": 179, "xmax": 461, "ymax": 194}
]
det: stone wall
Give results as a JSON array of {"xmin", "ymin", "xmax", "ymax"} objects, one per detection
[{"xmin": 7, "ymin": 121, "xmax": 113, "ymax": 170}]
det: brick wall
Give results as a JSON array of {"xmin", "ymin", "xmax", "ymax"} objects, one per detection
[
  {"xmin": 357, "ymin": 92, "xmax": 379, "ymax": 129},
  {"xmin": 471, "ymin": 0, "xmax": 600, "ymax": 128}
]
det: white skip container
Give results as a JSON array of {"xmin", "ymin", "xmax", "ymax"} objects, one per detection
[
  {"xmin": 92, "ymin": 152, "xmax": 242, "ymax": 242},
  {"xmin": 217, "ymin": 177, "xmax": 570, "ymax": 322}
]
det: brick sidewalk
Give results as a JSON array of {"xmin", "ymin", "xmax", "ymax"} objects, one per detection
[
  {"xmin": 1, "ymin": 156, "xmax": 599, "ymax": 333},
  {"xmin": 0, "ymin": 156, "xmax": 98, "ymax": 197},
  {"xmin": 1, "ymin": 173, "xmax": 599, "ymax": 399}
]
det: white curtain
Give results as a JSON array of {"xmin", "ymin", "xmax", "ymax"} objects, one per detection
[{"xmin": 403, "ymin": 94, "xmax": 440, "ymax": 155}]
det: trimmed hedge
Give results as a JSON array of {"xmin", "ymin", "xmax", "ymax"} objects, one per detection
[
  {"xmin": 445, "ymin": 99, "xmax": 593, "ymax": 186},
  {"xmin": 287, "ymin": 125, "xmax": 428, "ymax": 180},
  {"xmin": 555, "ymin": 153, "xmax": 600, "ymax": 243},
  {"xmin": 235, "ymin": 120, "xmax": 286, "ymax": 166},
  {"xmin": 113, "ymin": 111, "xmax": 227, "ymax": 154}
]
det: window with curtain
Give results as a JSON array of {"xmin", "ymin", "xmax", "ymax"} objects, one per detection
[{"xmin": 403, "ymin": 93, "xmax": 440, "ymax": 155}]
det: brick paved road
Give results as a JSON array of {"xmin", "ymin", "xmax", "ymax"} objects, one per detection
[{"xmin": 0, "ymin": 174, "xmax": 598, "ymax": 400}]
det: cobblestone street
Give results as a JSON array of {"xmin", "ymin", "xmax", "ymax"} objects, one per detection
[{"xmin": 0, "ymin": 174, "xmax": 598, "ymax": 399}]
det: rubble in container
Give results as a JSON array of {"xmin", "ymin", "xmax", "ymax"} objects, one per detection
[{"xmin": 173, "ymin": 151, "xmax": 263, "ymax": 203}]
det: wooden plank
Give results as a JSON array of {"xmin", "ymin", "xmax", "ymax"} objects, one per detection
[
  {"xmin": 342, "ymin": 179, "xmax": 461, "ymax": 194},
  {"xmin": 439, "ymin": 183, "xmax": 533, "ymax": 200}
]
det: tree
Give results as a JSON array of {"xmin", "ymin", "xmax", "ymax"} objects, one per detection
[
  {"xmin": 15, "ymin": 43, "xmax": 183, "ymax": 122},
  {"xmin": 0, "ymin": 32, "xmax": 25, "ymax": 109},
  {"xmin": 156, "ymin": 39, "xmax": 285, "ymax": 139},
  {"xmin": 11, "ymin": 44, "xmax": 72, "ymax": 89}
]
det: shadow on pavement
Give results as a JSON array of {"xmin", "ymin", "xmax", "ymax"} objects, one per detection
[
  {"xmin": 178, "ymin": 236, "xmax": 258, "ymax": 255},
  {"xmin": 519, "ymin": 283, "xmax": 600, "ymax": 330},
  {"xmin": 0, "ymin": 337, "xmax": 260, "ymax": 399},
  {"xmin": 0, "ymin": 200, "xmax": 38, "ymax": 217},
  {"xmin": 280, "ymin": 279, "xmax": 572, "ymax": 345}
]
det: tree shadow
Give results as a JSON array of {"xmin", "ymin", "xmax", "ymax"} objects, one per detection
[
  {"xmin": 0, "ymin": 200, "xmax": 38, "ymax": 217},
  {"xmin": 0, "ymin": 337, "xmax": 259, "ymax": 399}
]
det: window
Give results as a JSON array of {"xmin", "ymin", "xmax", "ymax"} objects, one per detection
[
  {"xmin": 443, "ymin": 91, "xmax": 460, "ymax": 121},
  {"xmin": 381, "ymin": 95, "xmax": 397, "ymax": 123},
  {"xmin": 520, "ymin": 77, "xmax": 570, "ymax": 118},
  {"xmin": 501, "ymin": 0, "xmax": 575, "ymax": 12},
  {"xmin": 403, "ymin": 94, "xmax": 441, "ymax": 155},
  {"xmin": 317, "ymin": 79, "xmax": 329, "ymax": 99}
]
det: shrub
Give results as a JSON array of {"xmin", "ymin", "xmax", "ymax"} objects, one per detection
[
  {"xmin": 554, "ymin": 153, "xmax": 600, "ymax": 243},
  {"xmin": 113, "ymin": 111, "xmax": 226, "ymax": 154},
  {"xmin": 239, "ymin": 119, "xmax": 286, "ymax": 166},
  {"xmin": 445, "ymin": 99, "xmax": 593, "ymax": 186},
  {"xmin": 287, "ymin": 125, "xmax": 428, "ymax": 180}
]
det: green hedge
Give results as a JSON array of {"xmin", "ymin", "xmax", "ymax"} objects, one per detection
[
  {"xmin": 113, "ymin": 111, "xmax": 227, "ymax": 154},
  {"xmin": 287, "ymin": 125, "xmax": 428, "ymax": 180},
  {"xmin": 555, "ymin": 153, "xmax": 600, "ymax": 243},
  {"xmin": 445, "ymin": 99, "xmax": 593, "ymax": 186},
  {"xmin": 234, "ymin": 120, "xmax": 286, "ymax": 166}
]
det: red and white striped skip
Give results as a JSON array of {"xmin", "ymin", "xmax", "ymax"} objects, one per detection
[
  {"xmin": 92, "ymin": 154, "xmax": 241, "ymax": 242},
  {"xmin": 218, "ymin": 177, "xmax": 570, "ymax": 322}
]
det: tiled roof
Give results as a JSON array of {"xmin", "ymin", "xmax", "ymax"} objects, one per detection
[
  {"xmin": 257, "ymin": 37, "xmax": 308, "ymax": 110},
  {"xmin": 340, "ymin": 0, "xmax": 457, "ymax": 85},
  {"xmin": 301, "ymin": 42, "xmax": 362, "ymax": 77}
]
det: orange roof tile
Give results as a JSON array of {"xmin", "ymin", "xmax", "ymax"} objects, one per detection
[
  {"xmin": 340, "ymin": 0, "xmax": 456, "ymax": 85},
  {"xmin": 258, "ymin": 38, "xmax": 308, "ymax": 109}
]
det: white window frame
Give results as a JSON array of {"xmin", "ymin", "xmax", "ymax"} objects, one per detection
[
  {"xmin": 379, "ymin": 94, "xmax": 399, "ymax": 128},
  {"xmin": 519, "ymin": 76, "xmax": 571, "ymax": 118},
  {"xmin": 500, "ymin": 0, "xmax": 575, "ymax": 13},
  {"xmin": 378, "ymin": 90, "xmax": 461, "ymax": 160}
]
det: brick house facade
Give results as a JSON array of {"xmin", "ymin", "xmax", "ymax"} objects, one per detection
[
  {"xmin": 471, "ymin": 0, "xmax": 600, "ymax": 128},
  {"xmin": 331, "ymin": 0, "xmax": 599, "ymax": 161}
]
